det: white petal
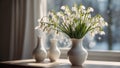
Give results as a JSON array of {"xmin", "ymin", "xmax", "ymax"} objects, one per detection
[
  {"xmin": 35, "ymin": 26, "xmax": 40, "ymax": 29},
  {"xmin": 81, "ymin": 5, "xmax": 86, "ymax": 9},
  {"xmin": 100, "ymin": 31, "xmax": 105, "ymax": 35},
  {"xmin": 61, "ymin": 6, "xmax": 65, "ymax": 10}
]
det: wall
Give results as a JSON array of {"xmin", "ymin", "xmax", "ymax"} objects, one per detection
[{"xmin": 0, "ymin": 0, "xmax": 12, "ymax": 61}]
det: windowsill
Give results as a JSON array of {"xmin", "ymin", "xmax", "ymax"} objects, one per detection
[
  {"xmin": 0, "ymin": 59, "xmax": 120, "ymax": 68},
  {"xmin": 60, "ymin": 48, "xmax": 120, "ymax": 62}
]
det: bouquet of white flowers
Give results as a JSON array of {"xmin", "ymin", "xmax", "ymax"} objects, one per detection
[{"xmin": 37, "ymin": 4, "xmax": 108, "ymax": 39}]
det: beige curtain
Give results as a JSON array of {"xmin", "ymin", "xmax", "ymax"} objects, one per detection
[
  {"xmin": 10, "ymin": 0, "xmax": 47, "ymax": 60},
  {"xmin": 10, "ymin": 0, "xmax": 27, "ymax": 60},
  {"xmin": 21, "ymin": 0, "xmax": 35, "ymax": 59}
]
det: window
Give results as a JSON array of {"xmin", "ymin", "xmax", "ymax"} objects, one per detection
[{"xmin": 46, "ymin": 0, "xmax": 120, "ymax": 61}]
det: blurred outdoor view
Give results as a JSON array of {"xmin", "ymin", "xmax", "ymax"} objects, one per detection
[{"xmin": 47, "ymin": 0, "xmax": 120, "ymax": 51}]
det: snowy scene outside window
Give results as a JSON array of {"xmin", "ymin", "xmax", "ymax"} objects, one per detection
[{"xmin": 46, "ymin": 0, "xmax": 120, "ymax": 51}]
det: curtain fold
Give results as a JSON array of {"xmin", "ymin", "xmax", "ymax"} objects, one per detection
[
  {"xmin": 22, "ymin": 0, "xmax": 35, "ymax": 59},
  {"xmin": 10, "ymin": 0, "xmax": 26, "ymax": 60},
  {"xmin": 9, "ymin": 0, "xmax": 47, "ymax": 60}
]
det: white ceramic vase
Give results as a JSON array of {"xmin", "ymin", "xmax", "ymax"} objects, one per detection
[
  {"xmin": 67, "ymin": 38, "xmax": 88, "ymax": 66},
  {"xmin": 32, "ymin": 36, "xmax": 47, "ymax": 62},
  {"xmin": 48, "ymin": 38, "xmax": 61, "ymax": 62}
]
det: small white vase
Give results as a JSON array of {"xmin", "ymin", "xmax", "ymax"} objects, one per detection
[
  {"xmin": 32, "ymin": 36, "xmax": 47, "ymax": 62},
  {"xmin": 48, "ymin": 38, "xmax": 61, "ymax": 62},
  {"xmin": 68, "ymin": 38, "xmax": 88, "ymax": 66}
]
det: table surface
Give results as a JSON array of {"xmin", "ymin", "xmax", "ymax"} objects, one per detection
[{"xmin": 0, "ymin": 59, "xmax": 120, "ymax": 68}]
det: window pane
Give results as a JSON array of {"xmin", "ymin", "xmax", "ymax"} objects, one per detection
[{"xmin": 47, "ymin": 0, "xmax": 120, "ymax": 51}]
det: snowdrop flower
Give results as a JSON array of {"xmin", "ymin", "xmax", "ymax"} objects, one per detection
[
  {"xmin": 80, "ymin": 5, "xmax": 86, "ymax": 10},
  {"xmin": 90, "ymin": 7, "xmax": 94, "ymax": 12},
  {"xmin": 72, "ymin": 7, "xmax": 77, "ymax": 11},
  {"xmin": 100, "ymin": 31, "xmax": 105, "ymax": 35},
  {"xmin": 81, "ymin": 10, "xmax": 86, "ymax": 14},
  {"xmin": 105, "ymin": 22, "xmax": 108, "ymax": 26},
  {"xmin": 61, "ymin": 6, "xmax": 66, "ymax": 10},
  {"xmin": 87, "ymin": 14, "xmax": 91, "ymax": 18},
  {"xmin": 57, "ymin": 12, "xmax": 62, "ymax": 17},
  {"xmin": 67, "ymin": 12, "xmax": 71, "ymax": 16},
  {"xmin": 35, "ymin": 26, "xmax": 40, "ymax": 30},
  {"xmin": 87, "ymin": 7, "xmax": 94, "ymax": 13},
  {"xmin": 99, "ymin": 17, "xmax": 104, "ymax": 21},
  {"xmin": 43, "ymin": 17, "xmax": 49, "ymax": 22}
]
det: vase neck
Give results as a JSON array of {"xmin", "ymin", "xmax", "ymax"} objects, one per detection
[
  {"xmin": 50, "ymin": 38, "xmax": 58, "ymax": 49},
  {"xmin": 71, "ymin": 38, "xmax": 83, "ymax": 48},
  {"xmin": 37, "ymin": 36, "xmax": 43, "ymax": 48}
]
